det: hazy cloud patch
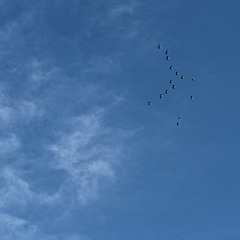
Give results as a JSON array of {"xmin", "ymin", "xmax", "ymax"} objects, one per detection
[{"xmin": 49, "ymin": 109, "xmax": 125, "ymax": 205}]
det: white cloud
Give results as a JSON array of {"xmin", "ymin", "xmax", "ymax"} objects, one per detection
[
  {"xmin": 0, "ymin": 134, "xmax": 20, "ymax": 155},
  {"xmin": 0, "ymin": 166, "xmax": 61, "ymax": 212},
  {"xmin": 29, "ymin": 58, "xmax": 62, "ymax": 87},
  {"xmin": 0, "ymin": 2, "xmax": 134, "ymax": 238},
  {"xmin": 0, "ymin": 21, "xmax": 19, "ymax": 46},
  {"xmin": 0, "ymin": 9, "xmax": 35, "ymax": 58},
  {"xmin": 0, "ymin": 89, "xmax": 43, "ymax": 125},
  {"xmin": 0, "ymin": 167, "xmax": 34, "ymax": 209},
  {"xmin": 81, "ymin": 54, "xmax": 122, "ymax": 78},
  {"xmin": 110, "ymin": 4, "xmax": 135, "ymax": 16},
  {"xmin": 0, "ymin": 212, "xmax": 38, "ymax": 240},
  {"xmin": 17, "ymin": 100, "xmax": 43, "ymax": 121},
  {"xmin": 0, "ymin": 105, "xmax": 13, "ymax": 123},
  {"xmin": 0, "ymin": 212, "xmax": 88, "ymax": 240},
  {"xmin": 49, "ymin": 109, "xmax": 125, "ymax": 205}
]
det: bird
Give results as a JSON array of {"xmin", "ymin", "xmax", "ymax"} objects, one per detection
[
  {"xmin": 165, "ymin": 90, "xmax": 168, "ymax": 94},
  {"xmin": 176, "ymin": 71, "xmax": 179, "ymax": 75},
  {"xmin": 192, "ymin": 78, "xmax": 195, "ymax": 82},
  {"xmin": 166, "ymin": 56, "xmax": 169, "ymax": 60},
  {"xmin": 148, "ymin": 101, "xmax": 151, "ymax": 105},
  {"xmin": 178, "ymin": 117, "xmax": 181, "ymax": 121},
  {"xmin": 172, "ymin": 85, "xmax": 175, "ymax": 89},
  {"xmin": 181, "ymin": 75, "xmax": 184, "ymax": 79},
  {"xmin": 190, "ymin": 96, "xmax": 193, "ymax": 100},
  {"xmin": 177, "ymin": 122, "xmax": 179, "ymax": 126},
  {"xmin": 166, "ymin": 50, "xmax": 169, "ymax": 54},
  {"xmin": 170, "ymin": 65, "xmax": 173, "ymax": 70},
  {"xmin": 159, "ymin": 94, "xmax": 163, "ymax": 99},
  {"xmin": 170, "ymin": 80, "xmax": 173, "ymax": 84},
  {"xmin": 158, "ymin": 45, "xmax": 161, "ymax": 49}
]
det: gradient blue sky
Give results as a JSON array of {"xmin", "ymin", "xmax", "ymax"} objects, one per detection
[{"xmin": 0, "ymin": 0, "xmax": 240, "ymax": 239}]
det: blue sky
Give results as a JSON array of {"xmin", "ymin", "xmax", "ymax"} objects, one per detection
[{"xmin": 0, "ymin": 0, "xmax": 240, "ymax": 239}]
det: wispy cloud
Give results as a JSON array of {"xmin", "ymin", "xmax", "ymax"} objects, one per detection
[
  {"xmin": 82, "ymin": 55, "xmax": 121, "ymax": 76},
  {"xmin": 0, "ymin": 167, "xmax": 34, "ymax": 210},
  {"xmin": 95, "ymin": 1, "xmax": 142, "ymax": 41},
  {"xmin": 0, "ymin": 8, "xmax": 35, "ymax": 58},
  {"xmin": 28, "ymin": 58, "xmax": 62, "ymax": 87},
  {"xmin": 0, "ymin": 213, "xmax": 38, "ymax": 240},
  {"xmin": 0, "ymin": 1, "xmax": 136, "ymax": 238},
  {"xmin": 109, "ymin": 4, "xmax": 136, "ymax": 16},
  {"xmin": 0, "ymin": 212, "xmax": 89, "ymax": 240},
  {"xmin": 0, "ymin": 90, "xmax": 43, "ymax": 125},
  {"xmin": 0, "ymin": 166, "xmax": 62, "ymax": 213},
  {"xmin": 49, "ymin": 108, "xmax": 126, "ymax": 205},
  {"xmin": 0, "ymin": 134, "xmax": 20, "ymax": 155}
]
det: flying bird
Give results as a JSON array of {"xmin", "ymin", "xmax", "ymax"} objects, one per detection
[{"xmin": 147, "ymin": 44, "xmax": 198, "ymax": 126}]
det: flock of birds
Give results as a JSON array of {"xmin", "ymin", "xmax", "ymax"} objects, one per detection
[{"xmin": 148, "ymin": 44, "xmax": 195, "ymax": 126}]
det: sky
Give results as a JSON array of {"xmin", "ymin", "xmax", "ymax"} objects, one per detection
[{"xmin": 0, "ymin": 0, "xmax": 240, "ymax": 239}]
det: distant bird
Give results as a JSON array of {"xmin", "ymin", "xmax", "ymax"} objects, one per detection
[
  {"xmin": 176, "ymin": 71, "xmax": 179, "ymax": 75},
  {"xmin": 178, "ymin": 116, "xmax": 181, "ymax": 121},
  {"xmin": 159, "ymin": 94, "xmax": 163, "ymax": 99},
  {"xmin": 166, "ymin": 50, "xmax": 169, "ymax": 54},
  {"xmin": 158, "ymin": 45, "xmax": 161, "ymax": 49},
  {"xmin": 170, "ymin": 80, "xmax": 173, "ymax": 84},
  {"xmin": 172, "ymin": 85, "xmax": 175, "ymax": 89},
  {"xmin": 165, "ymin": 90, "xmax": 168, "ymax": 94},
  {"xmin": 190, "ymin": 96, "xmax": 193, "ymax": 100},
  {"xmin": 170, "ymin": 65, "xmax": 173, "ymax": 70},
  {"xmin": 181, "ymin": 75, "xmax": 184, "ymax": 79},
  {"xmin": 148, "ymin": 101, "xmax": 151, "ymax": 105},
  {"xmin": 166, "ymin": 56, "xmax": 169, "ymax": 60},
  {"xmin": 192, "ymin": 78, "xmax": 195, "ymax": 82},
  {"xmin": 177, "ymin": 122, "xmax": 179, "ymax": 126}
]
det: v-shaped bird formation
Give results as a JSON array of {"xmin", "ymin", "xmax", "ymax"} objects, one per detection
[{"xmin": 149, "ymin": 44, "xmax": 196, "ymax": 126}]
